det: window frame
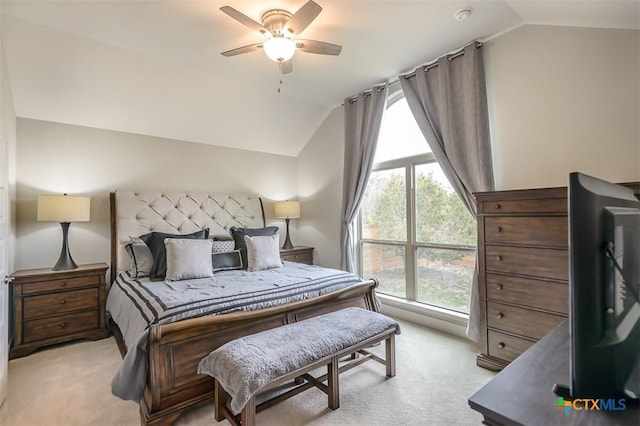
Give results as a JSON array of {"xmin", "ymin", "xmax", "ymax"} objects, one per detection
[{"xmin": 357, "ymin": 93, "xmax": 476, "ymax": 313}]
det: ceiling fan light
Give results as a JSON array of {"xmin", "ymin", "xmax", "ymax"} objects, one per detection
[{"xmin": 263, "ymin": 37, "xmax": 296, "ymax": 63}]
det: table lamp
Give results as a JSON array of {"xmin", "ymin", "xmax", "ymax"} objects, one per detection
[
  {"xmin": 37, "ymin": 194, "xmax": 91, "ymax": 270},
  {"xmin": 274, "ymin": 200, "xmax": 300, "ymax": 250}
]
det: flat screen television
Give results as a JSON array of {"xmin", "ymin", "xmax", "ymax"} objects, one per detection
[{"xmin": 554, "ymin": 172, "xmax": 640, "ymax": 400}]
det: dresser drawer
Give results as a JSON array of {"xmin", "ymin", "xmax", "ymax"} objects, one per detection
[
  {"xmin": 484, "ymin": 216, "xmax": 567, "ymax": 247},
  {"xmin": 487, "ymin": 330, "xmax": 535, "ymax": 363},
  {"xmin": 22, "ymin": 275, "xmax": 100, "ymax": 295},
  {"xmin": 487, "ymin": 301, "xmax": 566, "ymax": 339},
  {"xmin": 23, "ymin": 288, "xmax": 98, "ymax": 319},
  {"xmin": 486, "ymin": 274, "xmax": 568, "ymax": 314},
  {"xmin": 481, "ymin": 198, "xmax": 567, "ymax": 214},
  {"xmin": 282, "ymin": 252, "xmax": 313, "ymax": 264},
  {"xmin": 23, "ymin": 310, "xmax": 99, "ymax": 343},
  {"xmin": 485, "ymin": 246, "xmax": 568, "ymax": 281}
]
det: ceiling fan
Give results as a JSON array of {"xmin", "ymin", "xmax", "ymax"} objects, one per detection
[{"xmin": 220, "ymin": 1, "xmax": 342, "ymax": 75}]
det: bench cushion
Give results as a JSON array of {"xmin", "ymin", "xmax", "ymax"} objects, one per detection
[{"xmin": 197, "ymin": 307, "xmax": 400, "ymax": 414}]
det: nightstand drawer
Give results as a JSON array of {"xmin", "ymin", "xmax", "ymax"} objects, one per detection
[
  {"xmin": 23, "ymin": 310, "xmax": 99, "ymax": 343},
  {"xmin": 22, "ymin": 275, "xmax": 100, "ymax": 295},
  {"xmin": 23, "ymin": 288, "xmax": 98, "ymax": 319},
  {"xmin": 282, "ymin": 252, "xmax": 313, "ymax": 264},
  {"xmin": 487, "ymin": 301, "xmax": 566, "ymax": 340}
]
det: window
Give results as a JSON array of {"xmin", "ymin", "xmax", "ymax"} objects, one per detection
[{"xmin": 359, "ymin": 93, "xmax": 476, "ymax": 314}]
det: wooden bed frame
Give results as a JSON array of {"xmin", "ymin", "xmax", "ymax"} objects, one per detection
[{"xmin": 108, "ymin": 191, "xmax": 379, "ymax": 425}]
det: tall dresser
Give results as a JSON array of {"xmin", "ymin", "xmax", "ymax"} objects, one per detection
[{"xmin": 475, "ymin": 183, "xmax": 640, "ymax": 371}]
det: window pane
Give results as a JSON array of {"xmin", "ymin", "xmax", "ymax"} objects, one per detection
[
  {"xmin": 375, "ymin": 98, "xmax": 431, "ymax": 164},
  {"xmin": 415, "ymin": 247, "xmax": 474, "ymax": 313},
  {"xmin": 415, "ymin": 163, "xmax": 476, "ymax": 246},
  {"xmin": 361, "ymin": 168, "xmax": 406, "ymax": 241},
  {"xmin": 362, "ymin": 242, "xmax": 406, "ymax": 298}
]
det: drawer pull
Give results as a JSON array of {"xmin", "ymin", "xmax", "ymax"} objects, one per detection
[
  {"xmin": 60, "ymin": 282, "xmax": 66, "ymax": 287},
  {"xmin": 59, "ymin": 299, "xmax": 66, "ymax": 304},
  {"xmin": 497, "ymin": 313, "xmax": 504, "ymax": 319},
  {"xmin": 495, "ymin": 255, "xmax": 502, "ymax": 261},
  {"xmin": 60, "ymin": 322, "xmax": 67, "ymax": 328},
  {"xmin": 497, "ymin": 342, "xmax": 505, "ymax": 349},
  {"xmin": 495, "ymin": 203, "xmax": 501, "ymax": 209},
  {"xmin": 495, "ymin": 226, "xmax": 502, "ymax": 232},
  {"xmin": 495, "ymin": 284, "xmax": 503, "ymax": 290}
]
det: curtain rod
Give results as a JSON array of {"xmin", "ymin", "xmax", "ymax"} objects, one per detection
[
  {"xmin": 395, "ymin": 40, "xmax": 483, "ymax": 83},
  {"xmin": 344, "ymin": 40, "xmax": 483, "ymax": 105}
]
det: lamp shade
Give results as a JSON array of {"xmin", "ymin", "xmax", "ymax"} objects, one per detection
[
  {"xmin": 274, "ymin": 201, "xmax": 300, "ymax": 219},
  {"xmin": 37, "ymin": 195, "xmax": 90, "ymax": 223}
]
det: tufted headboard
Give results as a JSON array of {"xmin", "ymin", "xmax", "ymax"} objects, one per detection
[{"xmin": 110, "ymin": 191, "xmax": 265, "ymax": 280}]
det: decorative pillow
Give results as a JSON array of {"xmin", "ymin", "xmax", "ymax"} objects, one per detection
[
  {"xmin": 124, "ymin": 236, "xmax": 154, "ymax": 278},
  {"xmin": 164, "ymin": 239, "xmax": 214, "ymax": 281},
  {"xmin": 212, "ymin": 249, "xmax": 244, "ymax": 271},
  {"xmin": 244, "ymin": 234, "xmax": 283, "ymax": 272},
  {"xmin": 212, "ymin": 240, "xmax": 235, "ymax": 253},
  {"xmin": 211, "ymin": 234, "xmax": 234, "ymax": 241},
  {"xmin": 140, "ymin": 228, "xmax": 209, "ymax": 280},
  {"xmin": 229, "ymin": 226, "xmax": 279, "ymax": 269}
]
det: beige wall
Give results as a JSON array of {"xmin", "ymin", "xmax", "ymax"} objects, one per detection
[
  {"xmin": 15, "ymin": 119, "xmax": 297, "ymax": 270},
  {"xmin": 2, "ymin": 44, "xmax": 17, "ymax": 274},
  {"xmin": 13, "ymin": 25, "xmax": 640, "ymax": 273},
  {"xmin": 296, "ymin": 107, "xmax": 345, "ymax": 268},
  {"xmin": 484, "ymin": 25, "xmax": 639, "ymax": 189},
  {"xmin": 296, "ymin": 24, "xmax": 640, "ymax": 271}
]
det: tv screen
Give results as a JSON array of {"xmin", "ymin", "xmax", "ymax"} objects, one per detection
[{"xmin": 555, "ymin": 172, "xmax": 640, "ymax": 400}]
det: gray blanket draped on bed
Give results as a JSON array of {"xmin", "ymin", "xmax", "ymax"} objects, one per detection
[{"xmin": 107, "ymin": 262, "xmax": 366, "ymax": 401}]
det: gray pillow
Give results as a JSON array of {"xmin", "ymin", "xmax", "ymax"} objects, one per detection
[
  {"xmin": 164, "ymin": 239, "xmax": 214, "ymax": 281},
  {"xmin": 124, "ymin": 236, "xmax": 154, "ymax": 278},
  {"xmin": 140, "ymin": 228, "xmax": 209, "ymax": 280},
  {"xmin": 211, "ymin": 250, "xmax": 244, "ymax": 271},
  {"xmin": 244, "ymin": 234, "xmax": 283, "ymax": 271},
  {"xmin": 229, "ymin": 226, "xmax": 279, "ymax": 269}
]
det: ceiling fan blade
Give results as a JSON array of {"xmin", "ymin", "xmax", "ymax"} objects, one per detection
[
  {"xmin": 221, "ymin": 43, "xmax": 263, "ymax": 57},
  {"xmin": 284, "ymin": 0, "xmax": 322, "ymax": 35},
  {"xmin": 220, "ymin": 6, "xmax": 271, "ymax": 36},
  {"xmin": 296, "ymin": 39, "xmax": 342, "ymax": 55},
  {"xmin": 279, "ymin": 60, "xmax": 293, "ymax": 75}
]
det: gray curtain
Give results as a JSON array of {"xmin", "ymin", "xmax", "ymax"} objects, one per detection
[
  {"xmin": 340, "ymin": 83, "xmax": 389, "ymax": 272},
  {"xmin": 399, "ymin": 42, "xmax": 494, "ymax": 342}
]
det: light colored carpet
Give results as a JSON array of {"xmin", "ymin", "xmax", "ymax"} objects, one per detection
[{"xmin": 0, "ymin": 319, "xmax": 494, "ymax": 426}]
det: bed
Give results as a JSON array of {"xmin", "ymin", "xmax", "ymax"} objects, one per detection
[{"xmin": 107, "ymin": 191, "xmax": 379, "ymax": 425}]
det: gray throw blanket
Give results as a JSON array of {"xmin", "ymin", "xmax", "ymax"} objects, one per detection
[{"xmin": 197, "ymin": 307, "xmax": 400, "ymax": 414}]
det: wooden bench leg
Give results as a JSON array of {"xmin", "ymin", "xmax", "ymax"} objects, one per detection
[
  {"xmin": 214, "ymin": 380, "xmax": 226, "ymax": 422},
  {"xmin": 385, "ymin": 333, "xmax": 396, "ymax": 378},
  {"xmin": 328, "ymin": 356, "xmax": 340, "ymax": 410},
  {"xmin": 241, "ymin": 396, "xmax": 256, "ymax": 426}
]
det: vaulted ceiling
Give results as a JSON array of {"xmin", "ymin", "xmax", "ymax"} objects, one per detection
[{"xmin": 1, "ymin": 1, "xmax": 638, "ymax": 156}]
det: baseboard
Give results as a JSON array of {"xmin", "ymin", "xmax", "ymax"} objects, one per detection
[{"xmin": 378, "ymin": 297, "xmax": 468, "ymax": 339}]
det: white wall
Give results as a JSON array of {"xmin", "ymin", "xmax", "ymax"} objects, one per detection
[
  {"xmin": 15, "ymin": 119, "xmax": 297, "ymax": 271},
  {"xmin": 484, "ymin": 25, "xmax": 639, "ymax": 189}
]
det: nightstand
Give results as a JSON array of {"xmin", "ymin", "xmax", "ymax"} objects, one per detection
[
  {"xmin": 280, "ymin": 246, "xmax": 314, "ymax": 265},
  {"xmin": 9, "ymin": 262, "xmax": 110, "ymax": 359}
]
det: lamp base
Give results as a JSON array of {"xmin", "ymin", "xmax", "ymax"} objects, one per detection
[
  {"xmin": 52, "ymin": 222, "xmax": 79, "ymax": 271},
  {"xmin": 281, "ymin": 218, "xmax": 294, "ymax": 250}
]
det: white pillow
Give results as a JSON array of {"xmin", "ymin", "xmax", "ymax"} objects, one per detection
[
  {"xmin": 164, "ymin": 239, "xmax": 214, "ymax": 281},
  {"xmin": 244, "ymin": 234, "xmax": 283, "ymax": 272}
]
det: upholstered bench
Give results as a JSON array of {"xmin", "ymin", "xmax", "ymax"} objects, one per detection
[{"xmin": 197, "ymin": 307, "xmax": 400, "ymax": 426}]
